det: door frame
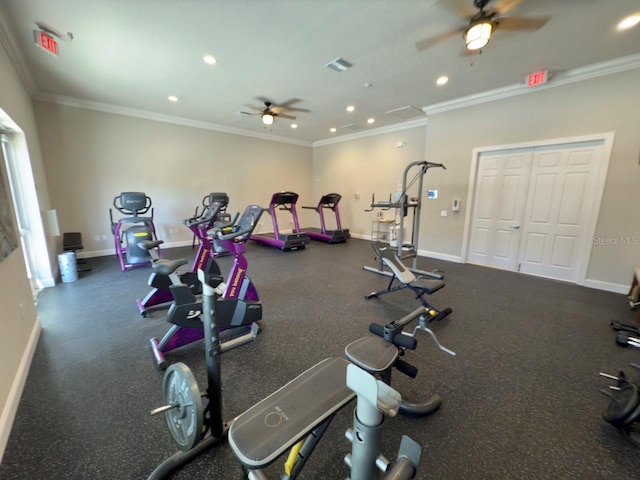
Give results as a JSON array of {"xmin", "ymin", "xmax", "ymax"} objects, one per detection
[{"xmin": 461, "ymin": 132, "xmax": 615, "ymax": 286}]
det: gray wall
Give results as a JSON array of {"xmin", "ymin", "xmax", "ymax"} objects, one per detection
[
  {"xmin": 313, "ymin": 69, "xmax": 640, "ymax": 289},
  {"xmin": 0, "ymin": 39, "xmax": 45, "ymax": 458},
  {"xmin": 34, "ymin": 102, "xmax": 314, "ymax": 254},
  {"xmin": 422, "ymin": 69, "xmax": 640, "ymax": 288},
  {"xmin": 311, "ymin": 126, "xmax": 428, "ymax": 238}
]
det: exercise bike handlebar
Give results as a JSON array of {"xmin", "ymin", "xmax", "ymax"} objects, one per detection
[{"xmin": 183, "ymin": 202, "xmax": 222, "ymax": 228}]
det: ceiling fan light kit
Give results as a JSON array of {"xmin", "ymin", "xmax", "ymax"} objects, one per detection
[
  {"xmin": 465, "ymin": 20, "xmax": 494, "ymax": 50},
  {"xmin": 261, "ymin": 113, "xmax": 274, "ymax": 125}
]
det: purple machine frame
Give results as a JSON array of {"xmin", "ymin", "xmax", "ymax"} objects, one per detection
[
  {"xmin": 136, "ymin": 194, "xmax": 230, "ymax": 316},
  {"xmin": 250, "ymin": 191, "xmax": 309, "ymax": 251},
  {"xmin": 301, "ymin": 193, "xmax": 350, "ymax": 244},
  {"xmin": 109, "ymin": 192, "xmax": 159, "ymax": 271},
  {"xmin": 149, "ymin": 205, "xmax": 264, "ymax": 369}
]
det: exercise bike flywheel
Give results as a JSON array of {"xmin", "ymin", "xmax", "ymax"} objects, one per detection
[{"xmin": 162, "ymin": 362, "xmax": 204, "ymax": 451}]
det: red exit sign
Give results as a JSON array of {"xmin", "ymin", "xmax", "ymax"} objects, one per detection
[
  {"xmin": 34, "ymin": 30, "xmax": 58, "ymax": 56},
  {"xmin": 526, "ymin": 70, "xmax": 548, "ymax": 87}
]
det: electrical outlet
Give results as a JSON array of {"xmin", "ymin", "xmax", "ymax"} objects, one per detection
[{"xmin": 441, "ymin": 210, "xmax": 448, "ymax": 217}]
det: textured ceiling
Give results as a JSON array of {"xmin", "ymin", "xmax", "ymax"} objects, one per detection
[{"xmin": 1, "ymin": 0, "xmax": 639, "ymax": 144}]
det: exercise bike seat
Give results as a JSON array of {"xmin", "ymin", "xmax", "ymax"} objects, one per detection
[
  {"xmin": 344, "ymin": 336, "xmax": 399, "ymax": 373},
  {"xmin": 228, "ymin": 357, "xmax": 354, "ymax": 469},
  {"xmin": 138, "ymin": 240, "xmax": 164, "ymax": 251},
  {"xmin": 151, "ymin": 258, "xmax": 188, "ymax": 276}
]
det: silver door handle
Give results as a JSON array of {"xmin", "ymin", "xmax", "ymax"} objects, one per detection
[{"xmin": 510, "ymin": 224, "xmax": 520, "ymax": 230}]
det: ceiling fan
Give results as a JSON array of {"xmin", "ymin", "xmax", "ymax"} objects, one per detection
[
  {"xmin": 415, "ymin": 0, "xmax": 550, "ymax": 52},
  {"xmin": 241, "ymin": 98, "xmax": 308, "ymax": 125}
]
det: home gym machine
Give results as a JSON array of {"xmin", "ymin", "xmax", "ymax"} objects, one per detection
[
  {"xmin": 136, "ymin": 193, "xmax": 230, "ymax": 317},
  {"xmin": 364, "ymin": 161, "xmax": 446, "ymax": 280},
  {"xmin": 599, "ymin": 363, "xmax": 640, "ymax": 447},
  {"xmin": 250, "ymin": 191, "xmax": 309, "ymax": 251},
  {"xmin": 148, "ymin": 268, "xmax": 455, "ymax": 479},
  {"xmin": 149, "ymin": 204, "xmax": 264, "ymax": 370},
  {"xmin": 110, "ymin": 191, "xmax": 159, "ymax": 271},
  {"xmin": 301, "ymin": 193, "xmax": 350, "ymax": 243}
]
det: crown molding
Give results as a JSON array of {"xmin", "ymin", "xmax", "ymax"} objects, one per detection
[
  {"xmin": 33, "ymin": 93, "xmax": 312, "ymax": 147},
  {"xmin": 311, "ymin": 116, "xmax": 428, "ymax": 147},
  {"xmin": 0, "ymin": 4, "xmax": 36, "ymax": 95},
  {"xmin": 424, "ymin": 53, "xmax": 640, "ymax": 116}
]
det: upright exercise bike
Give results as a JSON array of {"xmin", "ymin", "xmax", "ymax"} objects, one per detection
[
  {"xmin": 109, "ymin": 191, "xmax": 159, "ymax": 271},
  {"xmin": 149, "ymin": 204, "xmax": 264, "ymax": 370},
  {"xmin": 136, "ymin": 193, "xmax": 230, "ymax": 316}
]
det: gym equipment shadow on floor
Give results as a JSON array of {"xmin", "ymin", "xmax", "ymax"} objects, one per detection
[{"xmin": 1, "ymin": 238, "xmax": 638, "ymax": 479}]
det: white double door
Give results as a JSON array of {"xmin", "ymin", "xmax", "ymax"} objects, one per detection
[{"xmin": 467, "ymin": 139, "xmax": 604, "ymax": 282}]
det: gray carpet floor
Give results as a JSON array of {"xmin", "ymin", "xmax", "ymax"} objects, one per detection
[{"xmin": 1, "ymin": 238, "xmax": 639, "ymax": 479}]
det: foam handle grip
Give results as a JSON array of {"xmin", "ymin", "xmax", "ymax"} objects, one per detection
[
  {"xmin": 393, "ymin": 333, "xmax": 417, "ymax": 350},
  {"xmin": 431, "ymin": 307, "xmax": 452, "ymax": 322},
  {"xmin": 395, "ymin": 359, "xmax": 418, "ymax": 378},
  {"xmin": 368, "ymin": 323, "xmax": 417, "ymax": 350}
]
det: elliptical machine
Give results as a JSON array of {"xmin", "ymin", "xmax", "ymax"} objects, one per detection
[
  {"xmin": 149, "ymin": 204, "xmax": 264, "ymax": 370},
  {"xmin": 136, "ymin": 193, "xmax": 230, "ymax": 317},
  {"xmin": 110, "ymin": 192, "xmax": 159, "ymax": 271}
]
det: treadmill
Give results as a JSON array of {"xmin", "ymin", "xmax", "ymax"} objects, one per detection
[
  {"xmin": 250, "ymin": 191, "xmax": 309, "ymax": 251},
  {"xmin": 302, "ymin": 193, "xmax": 350, "ymax": 243}
]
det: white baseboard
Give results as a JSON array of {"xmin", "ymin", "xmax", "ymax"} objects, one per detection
[
  {"xmin": 0, "ymin": 317, "xmax": 42, "ymax": 463},
  {"xmin": 417, "ymin": 249, "xmax": 463, "ymax": 264},
  {"xmin": 581, "ymin": 278, "xmax": 629, "ymax": 294}
]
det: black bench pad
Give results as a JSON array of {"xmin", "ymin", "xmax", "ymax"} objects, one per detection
[
  {"xmin": 344, "ymin": 336, "xmax": 399, "ymax": 373},
  {"xmin": 228, "ymin": 357, "xmax": 354, "ymax": 469}
]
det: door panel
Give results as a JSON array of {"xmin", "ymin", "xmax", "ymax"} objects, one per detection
[
  {"xmin": 468, "ymin": 150, "xmax": 532, "ymax": 270},
  {"xmin": 518, "ymin": 143, "xmax": 602, "ymax": 281}
]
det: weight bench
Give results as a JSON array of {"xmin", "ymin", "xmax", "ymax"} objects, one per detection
[
  {"xmin": 63, "ymin": 232, "xmax": 91, "ymax": 273},
  {"xmin": 229, "ymin": 357, "xmax": 354, "ymax": 470},
  {"xmin": 365, "ymin": 242, "xmax": 448, "ymax": 313}
]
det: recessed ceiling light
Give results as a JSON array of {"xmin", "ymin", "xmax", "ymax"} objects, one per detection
[
  {"xmin": 168, "ymin": 95, "xmax": 178, "ymax": 102},
  {"xmin": 618, "ymin": 14, "xmax": 640, "ymax": 30},
  {"xmin": 346, "ymin": 105, "xmax": 355, "ymax": 112},
  {"xmin": 203, "ymin": 55, "xmax": 217, "ymax": 65},
  {"xmin": 330, "ymin": 127, "xmax": 337, "ymax": 133},
  {"xmin": 436, "ymin": 76, "xmax": 449, "ymax": 86},
  {"xmin": 291, "ymin": 123, "xmax": 298, "ymax": 129},
  {"xmin": 367, "ymin": 118, "xmax": 375, "ymax": 124}
]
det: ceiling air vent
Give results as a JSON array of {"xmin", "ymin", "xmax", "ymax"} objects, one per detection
[
  {"xmin": 385, "ymin": 106, "xmax": 426, "ymax": 120},
  {"xmin": 325, "ymin": 57, "xmax": 353, "ymax": 72},
  {"xmin": 340, "ymin": 123, "xmax": 361, "ymax": 131}
]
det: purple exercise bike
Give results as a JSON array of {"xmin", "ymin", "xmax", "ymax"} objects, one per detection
[
  {"xmin": 136, "ymin": 193, "xmax": 230, "ymax": 317},
  {"xmin": 149, "ymin": 204, "xmax": 264, "ymax": 370}
]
